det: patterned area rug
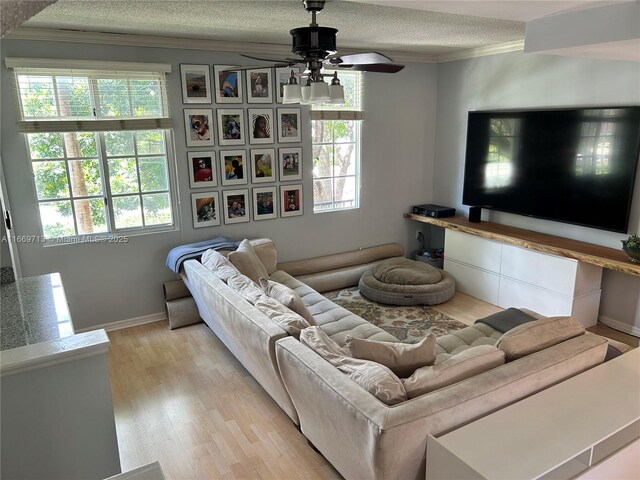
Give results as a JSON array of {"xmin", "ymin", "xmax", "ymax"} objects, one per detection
[{"xmin": 324, "ymin": 288, "xmax": 467, "ymax": 343}]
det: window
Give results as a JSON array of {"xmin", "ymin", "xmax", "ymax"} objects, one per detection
[
  {"xmin": 9, "ymin": 58, "xmax": 175, "ymax": 239},
  {"xmin": 311, "ymin": 71, "xmax": 362, "ymax": 212}
]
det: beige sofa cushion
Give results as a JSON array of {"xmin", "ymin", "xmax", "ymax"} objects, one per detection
[
  {"xmin": 254, "ymin": 296, "xmax": 310, "ymax": 338},
  {"xmin": 403, "ymin": 345, "xmax": 505, "ymax": 398},
  {"xmin": 270, "ymin": 270, "xmax": 397, "ymax": 345},
  {"xmin": 300, "ymin": 327, "xmax": 407, "ymax": 405},
  {"xmin": 201, "ymin": 249, "xmax": 240, "ymax": 281},
  {"xmin": 259, "ymin": 278, "xmax": 317, "ymax": 326},
  {"xmin": 250, "ymin": 238, "xmax": 278, "ymax": 274},
  {"xmin": 227, "ymin": 274, "xmax": 263, "ymax": 304},
  {"xmin": 345, "ymin": 334, "xmax": 437, "ymax": 378},
  {"xmin": 496, "ymin": 316, "xmax": 585, "ymax": 361},
  {"xmin": 228, "ymin": 239, "xmax": 269, "ymax": 284}
]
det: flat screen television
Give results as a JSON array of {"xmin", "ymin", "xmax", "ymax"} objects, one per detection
[{"xmin": 463, "ymin": 106, "xmax": 640, "ymax": 233}]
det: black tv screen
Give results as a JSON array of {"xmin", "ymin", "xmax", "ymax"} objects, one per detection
[{"xmin": 463, "ymin": 107, "xmax": 640, "ymax": 233}]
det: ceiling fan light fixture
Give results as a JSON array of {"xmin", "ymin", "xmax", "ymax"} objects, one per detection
[
  {"xmin": 328, "ymin": 71, "xmax": 344, "ymax": 105},
  {"xmin": 301, "ymin": 81, "xmax": 311, "ymax": 104},
  {"xmin": 310, "ymin": 78, "xmax": 330, "ymax": 104},
  {"xmin": 283, "ymin": 70, "xmax": 302, "ymax": 103}
]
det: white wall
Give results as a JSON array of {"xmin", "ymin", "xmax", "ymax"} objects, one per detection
[
  {"xmin": 0, "ymin": 39, "xmax": 437, "ymax": 330},
  {"xmin": 434, "ymin": 51, "xmax": 640, "ymax": 333}
]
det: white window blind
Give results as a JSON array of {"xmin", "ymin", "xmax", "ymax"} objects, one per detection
[{"xmin": 7, "ymin": 58, "xmax": 172, "ymax": 133}]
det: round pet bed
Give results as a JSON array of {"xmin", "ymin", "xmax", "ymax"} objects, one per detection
[{"xmin": 359, "ymin": 257, "xmax": 455, "ymax": 306}]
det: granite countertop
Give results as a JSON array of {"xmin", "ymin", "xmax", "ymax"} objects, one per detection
[{"xmin": 0, "ymin": 273, "xmax": 74, "ymax": 351}]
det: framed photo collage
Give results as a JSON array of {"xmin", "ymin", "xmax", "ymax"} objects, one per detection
[{"xmin": 180, "ymin": 64, "xmax": 304, "ymax": 229}]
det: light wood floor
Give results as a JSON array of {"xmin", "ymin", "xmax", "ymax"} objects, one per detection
[
  {"xmin": 108, "ymin": 322, "xmax": 341, "ymax": 479},
  {"xmin": 108, "ymin": 292, "xmax": 638, "ymax": 478}
]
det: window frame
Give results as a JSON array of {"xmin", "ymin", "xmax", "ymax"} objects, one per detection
[
  {"xmin": 11, "ymin": 60, "xmax": 178, "ymax": 242},
  {"xmin": 311, "ymin": 70, "xmax": 363, "ymax": 214},
  {"xmin": 311, "ymin": 119, "xmax": 361, "ymax": 213},
  {"xmin": 27, "ymin": 129, "xmax": 179, "ymax": 243}
]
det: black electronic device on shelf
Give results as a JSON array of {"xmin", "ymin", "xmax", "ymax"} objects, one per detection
[{"xmin": 412, "ymin": 204, "xmax": 456, "ymax": 218}]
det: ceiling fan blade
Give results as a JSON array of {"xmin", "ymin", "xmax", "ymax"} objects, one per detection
[
  {"xmin": 326, "ymin": 52, "xmax": 394, "ymax": 65},
  {"xmin": 325, "ymin": 63, "xmax": 405, "ymax": 74},
  {"xmin": 241, "ymin": 54, "xmax": 304, "ymax": 64},
  {"xmin": 222, "ymin": 63, "xmax": 295, "ymax": 72}
]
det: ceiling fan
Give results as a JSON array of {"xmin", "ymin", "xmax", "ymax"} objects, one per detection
[{"xmin": 236, "ymin": 0, "xmax": 405, "ymax": 104}]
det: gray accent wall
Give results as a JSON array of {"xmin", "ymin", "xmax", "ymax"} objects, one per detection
[
  {"xmin": 0, "ymin": 39, "xmax": 437, "ymax": 330},
  {"xmin": 434, "ymin": 51, "xmax": 640, "ymax": 333}
]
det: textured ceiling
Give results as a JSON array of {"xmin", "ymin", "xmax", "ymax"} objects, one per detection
[{"xmin": 22, "ymin": 0, "xmax": 528, "ymax": 56}]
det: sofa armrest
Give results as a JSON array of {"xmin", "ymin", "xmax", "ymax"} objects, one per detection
[{"xmin": 277, "ymin": 243, "xmax": 404, "ymax": 277}]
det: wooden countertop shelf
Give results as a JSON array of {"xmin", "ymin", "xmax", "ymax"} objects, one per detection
[{"xmin": 404, "ymin": 213, "xmax": 640, "ymax": 276}]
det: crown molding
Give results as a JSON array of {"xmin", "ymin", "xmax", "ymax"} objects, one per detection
[
  {"xmin": 437, "ymin": 40, "xmax": 525, "ymax": 63},
  {"xmin": 6, "ymin": 27, "xmax": 441, "ymax": 64},
  {"xmin": 7, "ymin": 27, "xmax": 524, "ymax": 64}
]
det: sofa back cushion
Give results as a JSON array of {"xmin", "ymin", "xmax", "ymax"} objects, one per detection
[
  {"xmin": 228, "ymin": 239, "xmax": 269, "ymax": 284},
  {"xmin": 259, "ymin": 278, "xmax": 317, "ymax": 326},
  {"xmin": 227, "ymin": 274, "xmax": 263, "ymax": 304},
  {"xmin": 254, "ymin": 295, "xmax": 310, "ymax": 338},
  {"xmin": 403, "ymin": 345, "xmax": 505, "ymax": 398},
  {"xmin": 201, "ymin": 249, "xmax": 240, "ymax": 281},
  {"xmin": 250, "ymin": 238, "xmax": 278, "ymax": 275},
  {"xmin": 345, "ymin": 334, "xmax": 436, "ymax": 378},
  {"xmin": 300, "ymin": 327, "xmax": 407, "ymax": 405},
  {"xmin": 496, "ymin": 316, "xmax": 585, "ymax": 361}
]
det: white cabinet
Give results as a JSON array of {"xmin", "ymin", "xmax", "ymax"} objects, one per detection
[{"xmin": 444, "ymin": 230, "xmax": 602, "ymax": 327}]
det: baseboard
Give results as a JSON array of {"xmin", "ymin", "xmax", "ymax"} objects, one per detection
[
  {"xmin": 598, "ymin": 315, "xmax": 640, "ymax": 338},
  {"xmin": 75, "ymin": 312, "xmax": 167, "ymax": 333}
]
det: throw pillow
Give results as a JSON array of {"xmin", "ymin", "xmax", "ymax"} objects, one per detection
[
  {"xmin": 201, "ymin": 249, "xmax": 240, "ymax": 282},
  {"xmin": 345, "ymin": 334, "xmax": 437, "ymax": 378},
  {"xmin": 496, "ymin": 316, "xmax": 585, "ymax": 361},
  {"xmin": 403, "ymin": 345, "xmax": 505, "ymax": 398},
  {"xmin": 254, "ymin": 295, "xmax": 310, "ymax": 337},
  {"xmin": 259, "ymin": 278, "xmax": 317, "ymax": 326},
  {"xmin": 228, "ymin": 239, "xmax": 269, "ymax": 284},
  {"xmin": 250, "ymin": 238, "xmax": 278, "ymax": 275},
  {"xmin": 300, "ymin": 327, "xmax": 407, "ymax": 405},
  {"xmin": 227, "ymin": 274, "xmax": 263, "ymax": 305}
]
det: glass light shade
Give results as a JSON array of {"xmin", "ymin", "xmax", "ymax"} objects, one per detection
[
  {"xmin": 329, "ymin": 84, "xmax": 344, "ymax": 104},
  {"xmin": 309, "ymin": 81, "xmax": 330, "ymax": 103},
  {"xmin": 283, "ymin": 83, "xmax": 302, "ymax": 104},
  {"xmin": 301, "ymin": 84, "xmax": 311, "ymax": 103}
]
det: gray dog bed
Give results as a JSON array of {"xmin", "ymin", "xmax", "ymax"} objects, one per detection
[{"xmin": 359, "ymin": 257, "xmax": 455, "ymax": 306}]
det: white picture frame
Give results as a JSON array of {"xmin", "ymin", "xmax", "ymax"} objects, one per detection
[
  {"xmin": 217, "ymin": 108, "xmax": 245, "ymax": 146},
  {"xmin": 253, "ymin": 186, "xmax": 277, "ymax": 221},
  {"xmin": 250, "ymin": 148, "xmax": 276, "ymax": 183},
  {"xmin": 246, "ymin": 68, "xmax": 273, "ymax": 104},
  {"xmin": 248, "ymin": 108, "xmax": 274, "ymax": 145},
  {"xmin": 220, "ymin": 149, "xmax": 247, "ymax": 186},
  {"xmin": 280, "ymin": 184, "xmax": 303, "ymax": 218},
  {"xmin": 191, "ymin": 191, "xmax": 221, "ymax": 228},
  {"xmin": 278, "ymin": 108, "xmax": 302, "ymax": 143},
  {"xmin": 184, "ymin": 108, "xmax": 214, "ymax": 147},
  {"xmin": 278, "ymin": 147, "xmax": 302, "ymax": 181},
  {"xmin": 180, "ymin": 64, "xmax": 212, "ymax": 104},
  {"xmin": 187, "ymin": 151, "xmax": 217, "ymax": 189},
  {"xmin": 223, "ymin": 189, "xmax": 250, "ymax": 224},
  {"xmin": 213, "ymin": 65, "xmax": 243, "ymax": 104},
  {"xmin": 275, "ymin": 67, "xmax": 300, "ymax": 103}
]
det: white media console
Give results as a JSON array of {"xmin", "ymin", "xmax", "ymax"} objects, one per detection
[
  {"xmin": 444, "ymin": 229, "xmax": 603, "ymax": 327},
  {"xmin": 405, "ymin": 213, "xmax": 640, "ymax": 327}
]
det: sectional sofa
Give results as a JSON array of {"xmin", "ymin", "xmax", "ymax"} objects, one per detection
[{"xmin": 180, "ymin": 239, "xmax": 611, "ymax": 480}]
